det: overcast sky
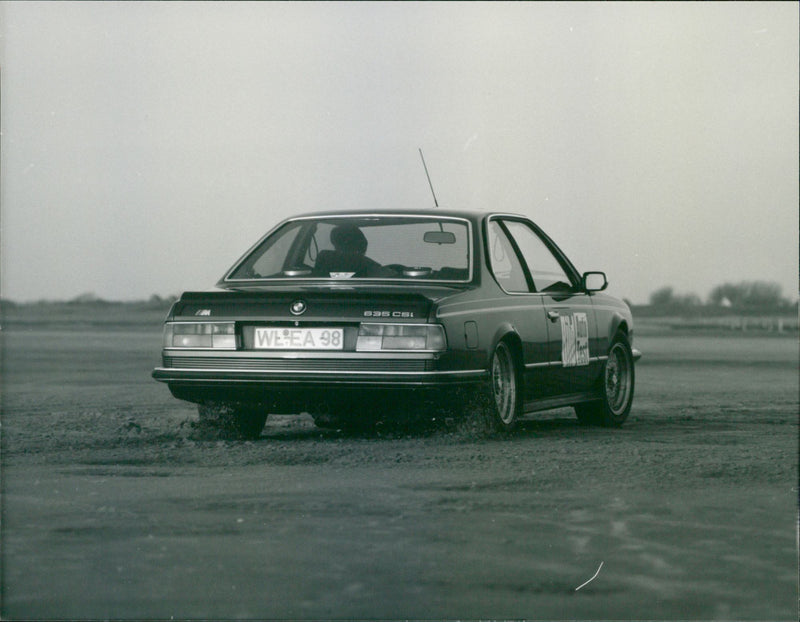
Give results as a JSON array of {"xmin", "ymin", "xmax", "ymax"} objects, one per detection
[{"xmin": 1, "ymin": 1, "xmax": 797, "ymax": 303}]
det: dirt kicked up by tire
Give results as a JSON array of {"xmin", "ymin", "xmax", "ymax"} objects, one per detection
[{"xmin": 197, "ymin": 403, "xmax": 269, "ymax": 440}]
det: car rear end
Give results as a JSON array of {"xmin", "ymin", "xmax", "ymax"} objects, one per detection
[
  {"xmin": 153, "ymin": 210, "xmax": 486, "ymax": 424},
  {"xmin": 152, "ymin": 287, "xmax": 482, "ymax": 414}
]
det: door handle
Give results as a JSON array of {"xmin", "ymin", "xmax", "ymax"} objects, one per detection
[{"xmin": 546, "ymin": 310, "xmax": 560, "ymax": 322}]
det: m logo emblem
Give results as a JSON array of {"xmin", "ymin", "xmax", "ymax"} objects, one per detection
[{"xmin": 290, "ymin": 300, "xmax": 307, "ymax": 316}]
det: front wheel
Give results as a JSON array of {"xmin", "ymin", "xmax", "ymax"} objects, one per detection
[
  {"xmin": 575, "ymin": 332, "xmax": 634, "ymax": 427},
  {"xmin": 197, "ymin": 403, "xmax": 268, "ymax": 439}
]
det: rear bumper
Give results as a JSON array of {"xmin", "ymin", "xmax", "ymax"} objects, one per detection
[
  {"xmin": 154, "ymin": 348, "xmax": 486, "ymax": 390},
  {"xmin": 152, "ymin": 366, "xmax": 486, "ymax": 388},
  {"xmin": 152, "ymin": 365, "xmax": 486, "ymax": 410}
]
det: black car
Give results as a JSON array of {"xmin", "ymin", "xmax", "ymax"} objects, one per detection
[{"xmin": 153, "ymin": 209, "xmax": 640, "ymax": 438}]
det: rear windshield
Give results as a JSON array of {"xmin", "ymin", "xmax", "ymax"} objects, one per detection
[{"xmin": 226, "ymin": 216, "xmax": 471, "ymax": 282}]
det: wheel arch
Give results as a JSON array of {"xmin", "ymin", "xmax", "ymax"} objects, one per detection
[
  {"xmin": 608, "ymin": 313, "xmax": 630, "ymax": 341},
  {"xmin": 482, "ymin": 325, "xmax": 525, "ymax": 430},
  {"xmin": 487, "ymin": 324, "xmax": 525, "ymax": 386}
]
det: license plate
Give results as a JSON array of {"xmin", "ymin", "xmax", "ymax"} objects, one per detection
[{"xmin": 253, "ymin": 327, "xmax": 344, "ymax": 350}]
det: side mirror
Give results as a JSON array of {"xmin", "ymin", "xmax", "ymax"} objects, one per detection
[{"xmin": 583, "ymin": 271, "xmax": 608, "ymax": 292}]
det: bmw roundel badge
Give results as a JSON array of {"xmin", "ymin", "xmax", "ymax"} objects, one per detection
[{"xmin": 290, "ymin": 300, "xmax": 307, "ymax": 316}]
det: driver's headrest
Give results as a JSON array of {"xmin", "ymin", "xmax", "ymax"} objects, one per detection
[{"xmin": 330, "ymin": 224, "xmax": 367, "ymax": 255}]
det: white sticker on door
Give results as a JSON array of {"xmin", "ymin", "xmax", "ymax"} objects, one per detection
[{"xmin": 560, "ymin": 312, "xmax": 590, "ymax": 367}]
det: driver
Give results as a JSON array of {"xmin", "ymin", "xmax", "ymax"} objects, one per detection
[
  {"xmin": 330, "ymin": 224, "xmax": 369, "ymax": 256},
  {"xmin": 315, "ymin": 224, "xmax": 383, "ymax": 277}
]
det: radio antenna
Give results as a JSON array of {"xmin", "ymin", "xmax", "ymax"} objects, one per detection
[{"xmin": 419, "ymin": 148, "xmax": 439, "ymax": 208}]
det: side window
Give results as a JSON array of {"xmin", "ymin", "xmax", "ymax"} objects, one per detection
[
  {"xmin": 487, "ymin": 221, "xmax": 528, "ymax": 293},
  {"xmin": 504, "ymin": 220, "xmax": 575, "ymax": 293}
]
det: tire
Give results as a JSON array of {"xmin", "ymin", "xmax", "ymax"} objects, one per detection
[
  {"xmin": 197, "ymin": 403, "xmax": 268, "ymax": 440},
  {"xmin": 478, "ymin": 340, "xmax": 521, "ymax": 433},
  {"xmin": 575, "ymin": 332, "xmax": 634, "ymax": 427}
]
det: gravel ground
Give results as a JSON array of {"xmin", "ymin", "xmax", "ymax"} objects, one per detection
[{"xmin": 1, "ymin": 327, "xmax": 797, "ymax": 620}]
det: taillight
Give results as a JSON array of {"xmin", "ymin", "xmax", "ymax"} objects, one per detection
[
  {"xmin": 163, "ymin": 322, "xmax": 236, "ymax": 349},
  {"xmin": 356, "ymin": 324, "xmax": 446, "ymax": 352}
]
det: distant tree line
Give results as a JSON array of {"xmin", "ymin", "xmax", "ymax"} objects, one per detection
[
  {"xmin": 1, "ymin": 283, "xmax": 795, "ymax": 315},
  {"xmin": 0, "ymin": 293, "xmax": 178, "ymax": 308},
  {"xmin": 647, "ymin": 281, "xmax": 796, "ymax": 313}
]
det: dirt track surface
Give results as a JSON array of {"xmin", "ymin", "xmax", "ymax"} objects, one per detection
[{"xmin": 1, "ymin": 326, "xmax": 797, "ymax": 620}]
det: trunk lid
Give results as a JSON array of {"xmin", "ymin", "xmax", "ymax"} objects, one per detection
[{"xmin": 170, "ymin": 285, "xmax": 465, "ymax": 323}]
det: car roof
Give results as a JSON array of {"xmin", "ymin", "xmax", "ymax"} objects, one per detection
[{"xmin": 282, "ymin": 208, "xmax": 527, "ymax": 224}]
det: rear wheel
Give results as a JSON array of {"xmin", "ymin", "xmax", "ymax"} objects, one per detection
[
  {"xmin": 197, "ymin": 403, "xmax": 268, "ymax": 439},
  {"xmin": 575, "ymin": 332, "xmax": 634, "ymax": 427},
  {"xmin": 477, "ymin": 340, "xmax": 521, "ymax": 433}
]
